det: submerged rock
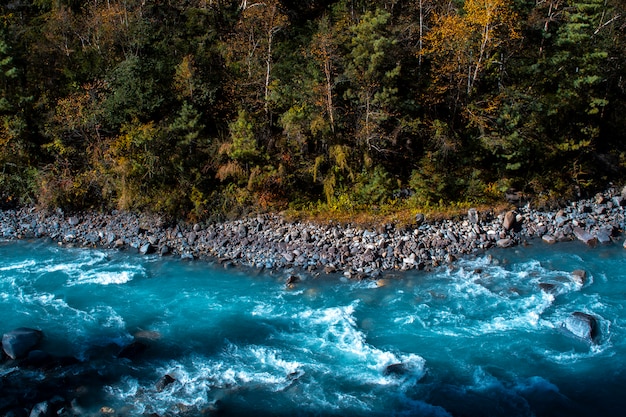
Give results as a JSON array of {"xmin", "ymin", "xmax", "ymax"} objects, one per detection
[
  {"xmin": 117, "ymin": 341, "xmax": 148, "ymax": 359},
  {"xmin": 563, "ymin": 312, "xmax": 599, "ymax": 343},
  {"xmin": 2, "ymin": 328, "xmax": 43, "ymax": 360},
  {"xmin": 538, "ymin": 283, "xmax": 558, "ymax": 293},
  {"xmin": 571, "ymin": 270, "xmax": 587, "ymax": 285},
  {"xmin": 285, "ymin": 275, "xmax": 300, "ymax": 288},
  {"xmin": 155, "ymin": 374, "xmax": 176, "ymax": 392},
  {"xmin": 383, "ymin": 363, "xmax": 408, "ymax": 376}
]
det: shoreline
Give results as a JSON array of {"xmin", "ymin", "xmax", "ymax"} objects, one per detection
[{"xmin": 1, "ymin": 187, "xmax": 625, "ymax": 279}]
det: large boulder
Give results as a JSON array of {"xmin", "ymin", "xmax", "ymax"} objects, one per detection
[
  {"xmin": 502, "ymin": 211, "xmax": 517, "ymax": 231},
  {"xmin": 2, "ymin": 328, "xmax": 43, "ymax": 360},
  {"xmin": 573, "ymin": 227, "xmax": 597, "ymax": 247},
  {"xmin": 563, "ymin": 312, "xmax": 599, "ymax": 343}
]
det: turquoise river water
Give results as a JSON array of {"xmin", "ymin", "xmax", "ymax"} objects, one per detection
[{"xmin": 1, "ymin": 239, "xmax": 626, "ymax": 416}]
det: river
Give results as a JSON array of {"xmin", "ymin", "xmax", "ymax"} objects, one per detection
[{"xmin": 1, "ymin": 239, "xmax": 625, "ymax": 416}]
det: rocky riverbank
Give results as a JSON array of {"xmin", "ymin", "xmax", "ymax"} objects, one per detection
[{"xmin": 1, "ymin": 186, "xmax": 626, "ymax": 279}]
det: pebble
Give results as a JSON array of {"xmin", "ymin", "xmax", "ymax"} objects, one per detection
[{"xmin": 0, "ymin": 187, "xmax": 624, "ymax": 280}]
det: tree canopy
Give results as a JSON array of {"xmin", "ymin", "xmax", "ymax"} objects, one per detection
[{"xmin": 0, "ymin": 0, "xmax": 624, "ymax": 218}]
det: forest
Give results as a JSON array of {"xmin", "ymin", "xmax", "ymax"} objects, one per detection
[{"xmin": 0, "ymin": 0, "xmax": 624, "ymax": 220}]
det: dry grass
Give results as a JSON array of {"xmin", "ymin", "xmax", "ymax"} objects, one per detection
[{"xmin": 283, "ymin": 201, "xmax": 514, "ymax": 228}]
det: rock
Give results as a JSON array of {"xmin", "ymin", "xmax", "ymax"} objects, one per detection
[
  {"xmin": 467, "ymin": 208, "xmax": 479, "ymax": 224},
  {"xmin": 415, "ymin": 213, "xmax": 425, "ymax": 226},
  {"xmin": 117, "ymin": 341, "xmax": 148, "ymax": 359},
  {"xmin": 612, "ymin": 196, "xmax": 625, "ymax": 207},
  {"xmin": 502, "ymin": 211, "xmax": 517, "ymax": 231},
  {"xmin": 563, "ymin": 312, "xmax": 599, "ymax": 343},
  {"xmin": 376, "ymin": 279, "xmax": 388, "ymax": 287},
  {"xmin": 21, "ymin": 349, "xmax": 53, "ymax": 368},
  {"xmin": 383, "ymin": 363, "xmax": 408, "ymax": 376},
  {"xmin": 159, "ymin": 245, "xmax": 170, "ymax": 256},
  {"xmin": 2, "ymin": 328, "xmax": 43, "ymax": 360},
  {"xmin": 496, "ymin": 238, "xmax": 514, "ymax": 248},
  {"xmin": 139, "ymin": 243, "xmax": 154, "ymax": 255},
  {"xmin": 573, "ymin": 227, "xmax": 597, "ymax": 246},
  {"xmin": 68, "ymin": 216, "xmax": 80, "ymax": 226},
  {"xmin": 134, "ymin": 330, "xmax": 161, "ymax": 341},
  {"xmin": 542, "ymin": 235, "xmax": 556, "ymax": 244},
  {"xmin": 571, "ymin": 270, "xmax": 587, "ymax": 285},
  {"xmin": 156, "ymin": 374, "xmax": 176, "ymax": 392},
  {"xmin": 594, "ymin": 193, "xmax": 606, "ymax": 204},
  {"xmin": 286, "ymin": 275, "xmax": 300, "ymax": 287},
  {"xmin": 538, "ymin": 283, "xmax": 557, "ymax": 293},
  {"xmin": 29, "ymin": 401, "xmax": 49, "ymax": 417},
  {"xmin": 596, "ymin": 228, "xmax": 612, "ymax": 244},
  {"xmin": 624, "ymin": 238, "xmax": 626, "ymax": 249},
  {"xmin": 5, "ymin": 408, "xmax": 28, "ymax": 417}
]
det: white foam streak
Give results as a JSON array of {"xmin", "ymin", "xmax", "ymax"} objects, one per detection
[{"xmin": 0, "ymin": 259, "xmax": 36, "ymax": 272}]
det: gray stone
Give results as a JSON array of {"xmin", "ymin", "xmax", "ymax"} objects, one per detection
[
  {"xmin": 542, "ymin": 235, "xmax": 556, "ymax": 244},
  {"xmin": 68, "ymin": 216, "xmax": 80, "ymax": 226},
  {"xmin": 2, "ymin": 327, "xmax": 43, "ymax": 359},
  {"xmin": 538, "ymin": 283, "xmax": 557, "ymax": 293},
  {"xmin": 139, "ymin": 243, "xmax": 153, "ymax": 255},
  {"xmin": 467, "ymin": 208, "xmax": 479, "ymax": 224},
  {"xmin": 503, "ymin": 211, "xmax": 517, "ymax": 231},
  {"xmin": 536, "ymin": 225, "xmax": 548, "ymax": 236},
  {"xmin": 29, "ymin": 401, "xmax": 49, "ymax": 417},
  {"xmin": 596, "ymin": 228, "xmax": 612, "ymax": 244},
  {"xmin": 563, "ymin": 312, "xmax": 599, "ymax": 343},
  {"xmin": 594, "ymin": 193, "xmax": 606, "ymax": 204},
  {"xmin": 573, "ymin": 227, "xmax": 597, "ymax": 246},
  {"xmin": 286, "ymin": 275, "xmax": 300, "ymax": 287},
  {"xmin": 571, "ymin": 270, "xmax": 587, "ymax": 285},
  {"xmin": 497, "ymin": 238, "xmax": 514, "ymax": 248},
  {"xmin": 156, "ymin": 374, "xmax": 176, "ymax": 392},
  {"xmin": 384, "ymin": 363, "xmax": 408, "ymax": 376},
  {"xmin": 415, "ymin": 213, "xmax": 425, "ymax": 226}
]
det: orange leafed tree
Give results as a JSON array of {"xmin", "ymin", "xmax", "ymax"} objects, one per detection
[{"xmin": 422, "ymin": 0, "xmax": 520, "ymax": 110}]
